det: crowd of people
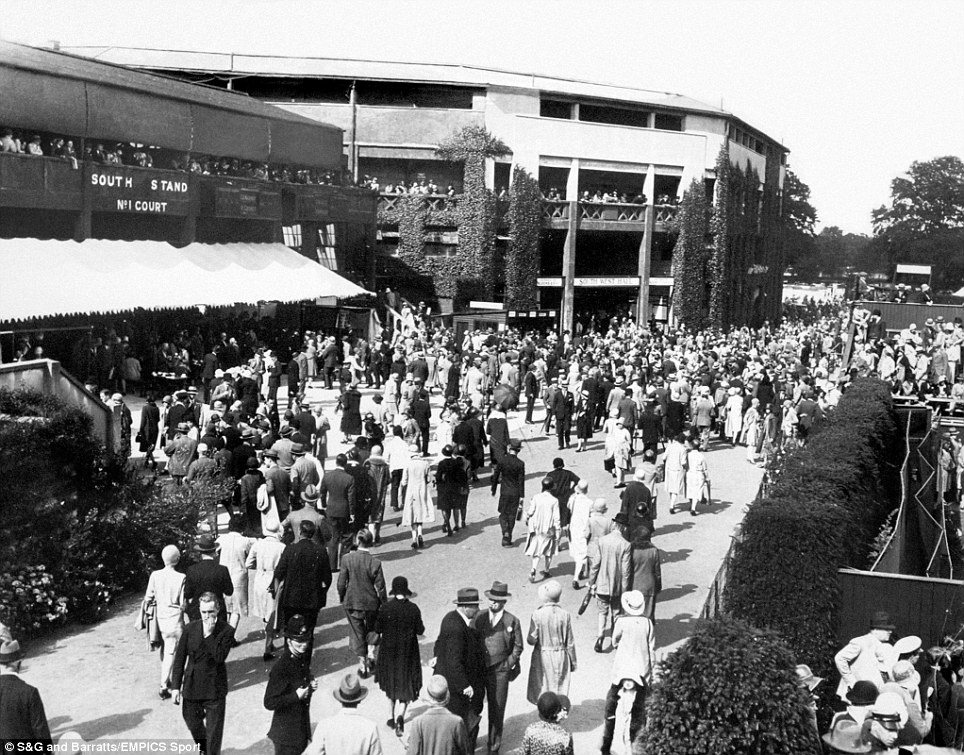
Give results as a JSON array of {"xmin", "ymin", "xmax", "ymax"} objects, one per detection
[{"xmin": 360, "ymin": 175, "xmax": 460, "ymax": 197}]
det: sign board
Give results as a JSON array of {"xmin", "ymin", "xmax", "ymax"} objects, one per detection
[
  {"xmin": 469, "ymin": 301, "xmax": 504, "ymax": 311},
  {"xmin": 575, "ymin": 276, "xmax": 640, "ymax": 287},
  {"xmin": 86, "ymin": 165, "xmax": 194, "ymax": 215},
  {"xmin": 537, "ymin": 277, "xmax": 564, "ymax": 288},
  {"xmin": 206, "ymin": 184, "xmax": 282, "ymax": 220}
]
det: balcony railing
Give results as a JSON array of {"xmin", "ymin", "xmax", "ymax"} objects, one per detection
[
  {"xmin": 654, "ymin": 204, "xmax": 678, "ymax": 224},
  {"xmin": 542, "ymin": 199, "xmax": 570, "ymax": 221},
  {"xmin": 579, "ymin": 202, "xmax": 647, "ymax": 222}
]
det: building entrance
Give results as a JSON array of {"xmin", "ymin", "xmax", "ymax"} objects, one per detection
[{"xmin": 573, "ymin": 286, "xmax": 637, "ymax": 333}]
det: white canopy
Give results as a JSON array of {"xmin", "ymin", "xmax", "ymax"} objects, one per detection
[{"xmin": 0, "ymin": 238, "xmax": 371, "ymax": 321}]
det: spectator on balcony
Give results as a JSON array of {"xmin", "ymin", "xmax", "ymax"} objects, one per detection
[
  {"xmin": 0, "ymin": 128, "xmax": 22, "ymax": 153},
  {"xmin": 632, "ymin": 192, "xmax": 646, "ymax": 204},
  {"xmin": 25, "ymin": 135, "xmax": 43, "ymax": 156},
  {"xmin": 133, "ymin": 149, "xmax": 153, "ymax": 168},
  {"xmin": 446, "ymin": 185, "xmax": 456, "ymax": 197}
]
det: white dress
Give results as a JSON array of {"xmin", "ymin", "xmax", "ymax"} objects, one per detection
[
  {"xmin": 685, "ymin": 449, "xmax": 709, "ymax": 505},
  {"xmin": 568, "ymin": 492, "xmax": 594, "ymax": 567},
  {"xmin": 663, "ymin": 441, "xmax": 688, "ymax": 498},
  {"xmin": 401, "ymin": 455, "xmax": 436, "ymax": 525},
  {"xmin": 244, "ymin": 537, "xmax": 286, "ymax": 620},
  {"xmin": 724, "ymin": 394, "xmax": 744, "ymax": 439}
]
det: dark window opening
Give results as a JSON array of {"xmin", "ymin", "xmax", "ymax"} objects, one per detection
[
  {"xmin": 540, "ymin": 99, "xmax": 572, "ymax": 119},
  {"xmin": 494, "ymin": 162, "xmax": 511, "ymax": 194},
  {"xmin": 230, "ymin": 76, "xmax": 352, "ymax": 103},
  {"xmin": 654, "ymin": 113, "xmax": 684, "ymax": 131},
  {"xmin": 579, "ymin": 104, "xmax": 650, "ymax": 129},
  {"xmin": 356, "ymin": 82, "xmax": 478, "ymax": 109}
]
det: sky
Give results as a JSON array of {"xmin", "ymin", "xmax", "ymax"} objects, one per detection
[{"xmin": 3, "ymin": 0, "xmax": 962, "ymax": 235}]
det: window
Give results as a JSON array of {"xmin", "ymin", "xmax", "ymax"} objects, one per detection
[
  {"xmin": 654, "ymin": 113, "xmax": 683, "ymax": 131},
  {"xmin": 540, "ymin": 99, "xmax": 572, "ymax": 119},
  {"xmin": 282, "ymin": 224, "xmax": 302, "ymax": 249},
  {"xmin": 318, "ymin": 224, "xmax": 338, "ymax": 270},
  {"xmin": 579, "ymin": 103, "xmax": 650, "ymax": 128}
]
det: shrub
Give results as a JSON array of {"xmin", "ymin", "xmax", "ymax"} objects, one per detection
[
  {"xmin": 0, "ymin": 565, "xmax": 68, "ymax": 637},
  {"xmin": 635, "ymin": 617, "xmax": 821, "ymax": 755},
  {"xmin": 724, "ymin": 378, "xmax": 898, "ymax": 675}
]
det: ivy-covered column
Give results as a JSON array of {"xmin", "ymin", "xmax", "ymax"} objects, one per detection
[
  {"xmin": 671, "ymin": 179, "xmax": 710, "ymax": 330},
  {"xmin": 506, "ymin": 165, "xmax": 541, "ymax": 309}
]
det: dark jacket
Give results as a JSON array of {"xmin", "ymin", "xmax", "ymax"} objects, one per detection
[
  {"xmin": 138, "ymin": 401, "xmax": 160, "ymax": 450},
  {"xmin": 274, "ymin": 539, "xmax": 332, "ymax": 612},
  {"xmin": 320, "ymin": 467, "xmax": 356, "ymax": 519},
  {"xmin": 170, "ymin": 618, "xmax": 235, "ymax": 700},
  {"xmin": 0, "ymin": 674, "xmax": 51, "ymax": 742},
  {"xmin": 337, "ymin": 549, "xmax": 387, "ymax": 610},
  {"xmin": 491, "ymin": 454, "xmax": 526, "ymax": 513},
  {"xmin": 472, "ymin": 610, "xmax": 523, "ymax": 673},
  {"xmin": 434, "ymin": 610, "xmax": 486, "ymax": 717},
  {"xmin": 183, "ymin": 559, "xmax": 233, "ymax": 621},
  {"xmin": 264, "ymin": 648, "xmax": 313, "ymax": 748}
]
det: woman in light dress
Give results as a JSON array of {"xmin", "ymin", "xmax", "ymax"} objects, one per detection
[
  {"xmin": 527, "ymin": 580, "xmax": 577, "ymax": 705},
  {"xmin": 684, "ymin": 437, "xmax": 710, "ymax": 516},
  {"xmin": 217, "ymin": 516, "xmax": 253, "ymax": 631},
  {"xmin": 567, "ymin": 480, "xmax": 594, "ymax": 589},
  {"xmin": 724, "ymin": 386, "xmax": 744, "ymax": 444},
  {"xmin": 663, "ymin": 433, "xmax": 688, "ymax": 514},
  {"xmin": 244, "ymin": 522, "xmax": 286, "ymax": 659},
  {"xmin": 741, "ymin": 398, "xmax": 762, "ymax": 463},
  {"xmin": 401, "ymin": 443, "xmax": 435, "ymax": 549},
  {"xmin": 436, "ymin": 403, "xmax": 457, "ymax": 454}
]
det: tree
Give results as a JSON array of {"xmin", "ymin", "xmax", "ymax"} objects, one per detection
[
  {"xmin": 635, "ymin": 617, "xmax": 821, "ymax": 755},
  {"xmin": 782, "ymin": 167, "xmax": 818, "ymax": 280},
  {"xmin": 672, "ymin": 178, "xmax": 710, "ymax": 329},
  {"xmin": 505, "ymin": 165, "xmax": 541, "ymax": 309},
  {"xmin": 868, "ymin": 156, "xmax": 964, "ymax": 290}
]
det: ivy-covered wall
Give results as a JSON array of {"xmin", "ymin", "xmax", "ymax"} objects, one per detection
[
  {"xmin": 671, "ymin": 178, "xmax": 710, "ymax": 329},
  {"xmin": 505, "ymin": 165, "xmax": 542, "ymax": 309}
]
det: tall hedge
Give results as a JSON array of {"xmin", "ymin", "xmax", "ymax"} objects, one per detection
[
  {"xmin": 671, "ymin": 178, "xmax": 710, "ymax": 329},
  {"xmin": 724, "ymin": 379, "xmax": 898, "ymax": 672},
  {"xmin": 635, "ymin": 617, "xmax": 821, "ymax": 755}
]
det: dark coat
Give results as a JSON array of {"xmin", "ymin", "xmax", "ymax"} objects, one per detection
[
  {"xmin": 340, "ymin": 389, "xmax": 363, "ymax": 435},
  {"xmin": 434, "ymin": 610, "xmax": 486, "ymax": 717},
  {"xmin": 274, "ymin": 539, "xmax": 332, "ymax": 613},
  {"xmin": 183, "ymin": 559, "xmax": 234, "ymax": 621},
  {"xmin": 375, "ymin": 598, "xmax": 425, "ymax": 703},
  {"xmin": 619, "ymin": 482, "xmax": 654, "ymax": 543},
  {"xmin": 264, "ymin": 647, "xmax": 313, "ymax": 748},
  {"xmin": 412, "ymin": 394, "xmax": 432, "ymax": 428},
  {"xmin": 337, "ymin": 549, "xmax": 387, "ymax": 610},
  {"xmin": 171, "ymin": 618, "xmax": 235, "ymax": 700},
  {"xmin": 138, "ymin": 401, "xmax": 160, "ymax": 451},
  {"xmin": 436, "ymin": 457, "xmax": 469, "ymax": 512},
  {"xmin": 491, "ymin": 454, "xmax": 526, "ymax": 514},
  {"xmin": 472, "ymin": 609, "xmax": 523, "ymax": 673},
  {"xmin": 0, "ymin": 675, "xmax": 51, "ymax": 741},
  {"xmin": 320, "ymin": 467, "xmax": 356, "ymax": 520}
]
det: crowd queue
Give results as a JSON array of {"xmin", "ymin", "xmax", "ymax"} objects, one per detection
[{"xmin": 6, "ymin": 294, "xmax": 964, "ymax": 754}]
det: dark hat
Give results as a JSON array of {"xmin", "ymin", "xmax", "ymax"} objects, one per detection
[
  {"xmin": 262, "ymin": 449, "xmax": 279, "ymax": 460},
  {"xmin": 453, "ymin": 587, "xmax": 480, "ymax": 606},
  {"xmin": 284, "ymin": 614, "xmax": 311, "ymax": 641},
  {"xmin": 389, "ymin": 576, "xmax": 416, "ymax": 597},
  {"xmin": 280, "ymin": 425, "xmax": 294, "ymax": 437},
  {"xmin": 846, "ymin": 680, "xmax": 879, "ymax": 706},
  {"xmin": 870, "ymin": 610, "xmax": 895, "ymax": 630},
  {"xmin": 245, "ymin": 457, "xmax": 259, "ymax": 470},
  {"xmin": 175, "ymin": 390, "xmax": 189, "ymax": 400},
  {"xmin": 301, "ymin": 484, "xmax": 320, "ymax": 504},
  {"xmin": 176, "ymin": 422, "xmax": 191, "ymax": 433},
  {"xmin": 612, "ymin": 512, "xmax": 630, "ymax": 527},
  {"xmin": 0, "ymin": 639, "xmax": 24, "ymax": 663},
  {"xmin": 333, "ymin": 672, "xmax": 369, "ymax": 704},
  {"xmin": 196, "ymin": 534, "xmax": 218, "ymax": 553},
  {"xmin": 508, "ymin": 438, "xmax": 523, "ymax": 451},
  {"xmin": 291, "ymin": 442, "xmax": 306, "ymax": 456},
  {"xmin": 484, "ymin": 581, "xmax": 512, "ymax": 601}
]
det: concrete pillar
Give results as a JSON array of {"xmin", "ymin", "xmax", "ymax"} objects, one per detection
[
  {"xmin": 636, "ymin": 205, "xmax": 654, "ymax": 325},
  {"xmin": 73, "ymin": 209, "xmax": 91, "ymax": 241},
  {"xmin": 643, "ymin": 164, "xmax": 655, "ymax": 206},
  {"xmin": 301, "ymin": 221, "xmax": 319, "ymax": 261},
  {"xmin": 566, "ymin": 159, "xmax": 580, "ymax": 200},
  {"xmin": 561, "ymin": 203, "xmax": 577, "ymax": 334}
]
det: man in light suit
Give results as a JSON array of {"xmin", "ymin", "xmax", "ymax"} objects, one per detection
[
  {"xmin": 588, "ymin": 512, "xmax": 633, "ymax": 653},
  {"xmin": 472, "ymin": 581, "xmax": 523, "ymax": 755},
  {"xmin": 834, "ymin": 610, "xmax": 895, "ymax": 702},
  {"xmin": 171, "ymin": 592, "xmax": 236, "ymax": 755}
]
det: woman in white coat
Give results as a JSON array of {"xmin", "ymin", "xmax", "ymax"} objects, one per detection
[
  {"xmin": 401, "ymin": 443, "xmax": 436, "ymax": 549},
  {"xmin": 684, "ymin": 437, "xmax": 710, "ymax": 516},
  {"xmin": 724, "ymin": 386, "xmax": 744, "ymax": 445},
  {"xmin": 663, "ymin": 433, "xmax": 688, "ymax": 514},
  {"xmin": 567, "ymin": 480, "xmax": 594, "ymax": 589}
]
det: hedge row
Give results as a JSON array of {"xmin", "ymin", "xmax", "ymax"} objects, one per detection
[
  {"xmin": 0, "ymin": 386, "xmax": 228, "ymax": 635},
  {"xmin": 723, "ymin": 379, "xmax": 898, "ymax": 674}
]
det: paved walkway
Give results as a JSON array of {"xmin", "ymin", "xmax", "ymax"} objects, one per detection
[{"xmin": 23, "ymin": 386, "xmax": 762, "ymax": 753}]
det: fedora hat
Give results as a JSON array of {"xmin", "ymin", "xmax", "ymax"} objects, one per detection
[
  {"xmin": 508, "ymin": 438, "xmax": 523, "ymax": 451},
  {"xmin": 453, "ymin": 587, "xmax": 480, "ymax": 606},
  {"xmin": 870, "ymin": 610, "xmax": 895, "ymax": 630},
  {"xmin": 390, "ymin": 576, "xmax": 416, "ymax": 597},
  {"xmin": 821, "ymin": 719, "xmax": 871, "ymax": 754},
  {"xmin": 795, "ymin": 664, "xmax": 824, "ymax": 691},
  {"xmin": 333, "ymin": 672, "xmax": 369, "ymax": 704},
  {"xmin": 612, "ymin": 512, "xmax": 630, "ymax": 527},
  {"xmin": 284, "ymin": 614, "xmax": 311, "ymax": 642},
  {"xmin": 620, "ymin": 590, "xmax": 647, "ymax": 616},
  {"xmin": 291, "ymin": 442, "xmax": 306, "ymax": 456},
  {"xmin": 424, "ymin": 674, "xmax": 450, "ymax": 706},
  {"xmin": 0, "ymin": 639, "xmax": 24, "ymax": 663},
  {"xmin": 196, "ymin": 534, "xmax": 218, "ymax": 554},
  {"xmin": 484, "ymin": 581, "xmax": 512, "ymax": 601},
  {"xmin": 301, "ymin": 484, "xmax": 321, "ymax": 504}
]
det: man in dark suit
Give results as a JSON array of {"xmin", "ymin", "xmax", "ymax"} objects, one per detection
[
  {"xmin": 490, "ymin": 439, "xmax": 526, "ymax": 546},
  {"xmin": 273, "ymin": 520, "xmax": 332, "ymax": 656},
  {"xmin": 472, "ymin": 582, "xmax": 523, "ymax": 755},
  {"xmin": 183, "ymin": 535, "xmax": 233, "ymax": 623},
  {"xmin": 411, "ymin": 383, "xmax": 432, "ymax": 455},
  {"xmin": 264, "ymin": 615, "xmax": 317, "ymax": 755},
  {"xmin": 337, "ymin": 529, "xmax": 387, "ymax": 678},
  {"xmin": 553, "ymin": 384, "xmax": 575, "ymax": 450},
  {"xmin": 523, "ymin": 365, "xmax": 540, "ymax": 424},
  {"xmin": 434, "ymin": 588, "xmax": 487, "ymax": 753},
  {"xmin": 319, "ymin": 453, "xmax": 357, "ymax": 569},
  {"xmin": 545, "ymin": 457, "xmax": 580, "ymax": 535},
  {"xmin": 171, "ymin": 592, "xmax": 236, "ymax": 755},
  {"xmin": 320, "ymin": 337, "xmax": 340, "ymax": 390},
  {"xmin": 453, "ymin": 409, "xmax": 487, "ymax": 482},
  {"xmin": 0, "ymin": 639, "xmax": 51, "ymax": 744},
  {"xmin": 541, "ymin": 377, "xmax": 560, "ymax": 434}
]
